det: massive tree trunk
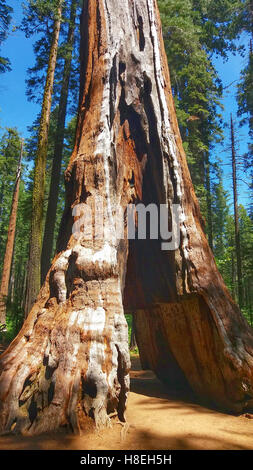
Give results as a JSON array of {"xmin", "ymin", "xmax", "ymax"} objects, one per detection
[{"xmin": 1, "ymin": 0, "xmax": 253, "ymax": 436}]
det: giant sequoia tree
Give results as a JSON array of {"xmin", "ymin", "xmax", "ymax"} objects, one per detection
[{"xmin": 0, "ymin": 0, "xmax": 253, "ymax": 436}]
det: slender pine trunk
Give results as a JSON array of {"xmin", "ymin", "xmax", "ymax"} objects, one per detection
[
  {"xmin": 41, "ymin": 0, "xmax": 78, "ymax": 285},
  {"xmin": 205, "ymin": 153, "xmax": 213, "ymax": 251},
  {"xmin": 230, "ymin": 114, "xmax": 243, "ymax": 308},
  {"xmin": 9, "ymin": 242, "xmax": 16, "ymax": 303},
  {"xmin": 25, "ymin": 2, "xmax": 63, "ymax": 317},
  {"xmin": 231, "ymin": 249, "xmax": 236, "ymax": 299},
  {"xmin": 0, "ymin": 182, "xmax": 5, "ymax": 260},
  {"xmin": 0, "ymin": 140, "xmax": 23, "ymax": 326}
]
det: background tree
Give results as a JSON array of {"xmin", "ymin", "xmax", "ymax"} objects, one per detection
[
  {"xmin": 0, "ymin": 108, "xmax": 78, "ymax": 338},
  {"xmin": 0, "ymin": 129, "xmax": 22, "ymax": 263},
  {"xmin": 0, "ymin": 139, "xmax": 23, "ymax": 327},
  {"xmin": 41, "ymin": 0, "xmax": 79, "ymax": 283},
  {"xmin": 22, "ymin": 0, "xmax": 81, "ymax": 286},
  {"xmin": 158, "ymin": 0, "xmax": 253, "ymax": 320},
  {"xmin": 239, "ymin": 205, "xmax": 253, "ymax": 324},
  {"xmin": 237, "ymin": 42, "xmax": 253, "ymax": 210},
  {"xmin": 211, "ymin": 162, "xmax": 230, "ymax": 265},
  {"xmin": 0, "ymin": 0, "xmax": 12, "ymax": 73},
  {"xmin": 0, "ymin": 129, "xmax": 28, "ymax": 339},
  {"xmin": 24, "ymin": 0, "xmax": 63, "ymax": 316},
  {"xmin": 230, "ymin": 114, "xmax": 243, "ymax": 307},
  {"xmin": 158, "ymin": 0, "xmax": 224, "ymax": 246}
]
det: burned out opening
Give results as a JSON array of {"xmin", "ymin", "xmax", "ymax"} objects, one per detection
[
  {"xmin": 138, "ymin": 15, "xmax": 145, "ymax": 51},
  {"xmin": 82, "ymin": 376, "xmax": 98, "ymax": 399}
]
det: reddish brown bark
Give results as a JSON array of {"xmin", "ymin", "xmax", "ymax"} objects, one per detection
[{"xmin": 0, "ymin": 0, "xmax": 253, "ymax": 436}]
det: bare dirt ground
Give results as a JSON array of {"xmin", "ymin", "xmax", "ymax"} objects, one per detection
[{"xmin": 0, "ymin": 351, "xmax": 253, "ymax": 450}]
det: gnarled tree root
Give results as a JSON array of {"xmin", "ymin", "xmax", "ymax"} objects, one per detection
[{"xmin": 0, "ymin": 272, "xmax": 130, "ymax": 435}]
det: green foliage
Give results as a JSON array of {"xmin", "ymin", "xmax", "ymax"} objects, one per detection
[
  {"xmin": 24, "ymin": 107, "xmax": 75, "ymax": 248},
  {"xmin": 23, "ymin": 0, "xmax": 80, "ymax": 110},
  {"xmin": 192, "ymin": 0, "xmax": 245, "ymax": 56},
  {"xmin": 237, "ymin": 46, "xmax": 253, "ymax": 207},
  {"xmin": 125, "ymin": 314, "xmax": 132, "ymax": 347},
  {"xmin": 214, "ymin": 206, "xmax": 253, "ymax": 325},
  {"xmin": 46, "ymin": 113, "xmax": 77, "ymax": 257},
  {"xmin": 0, "ymin": 129, "xmax": 23, "ymax": 270},
  {"xmin": 158, "ymin": 0, "xmax": 224, "ymax": 236},
  {"xmin": 211, "ymin": 161, "xmax": 230, "ymax": 259},
  {"xmin": 0, "ymin": 110, "xmax": 76, "ymax": 333},
  {"xmin": 21, "ymin": 0, "xmax": 63, "ymax": 37},
  {"xmin": 237, "ymin": 50, "xmax": 253, "ymax": 122},
  {"xmin": 5, "ymin": 298, "xmax": 24, "ymax": 343},
  {"xmin": 0, "ymin": 129, "xmax": 30, "ymax": 333},
  {"xmin": 158, "ymin": 0, "xmax": 253, "ymax": 323},
  {"xmin": 0, "ymin": 0, "xmax": 12, "ymax": 72},
  {"xmin": 239, "ymin": 206, "xmax": 253, "ymax": 307},
  {"xmin": 125, "ymin": 314, "xmax": 139, "ymax": 355}
]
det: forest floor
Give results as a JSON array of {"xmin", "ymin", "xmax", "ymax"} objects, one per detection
[{"xmin": 0, "ymin": 350, "xmax": 253, "ymax": 450}]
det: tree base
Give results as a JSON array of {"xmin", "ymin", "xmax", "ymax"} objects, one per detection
[
  {"xmin": 0, "ymin": 275, "xmax": 130, "ymax": 436},
  {"xmin": 135, "ymin": 294, "xmax": 253, "ymax": 414}
]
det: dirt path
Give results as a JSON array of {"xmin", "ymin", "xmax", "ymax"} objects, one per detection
[{"xmin": 0, "ymin": 353, "xmax": 253, "ymax": 450}]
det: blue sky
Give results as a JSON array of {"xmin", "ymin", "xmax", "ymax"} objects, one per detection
[
  {"xmin": 0, "ymin": 0, "xmax": 251, "ymax": 208},
  {"xmin": 213, "ymin": 42, "xmax": 251, "ymax": 208},
  {"xmin": 0, "ymin": 0, "xmax": 40, "ymax": 136}
]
